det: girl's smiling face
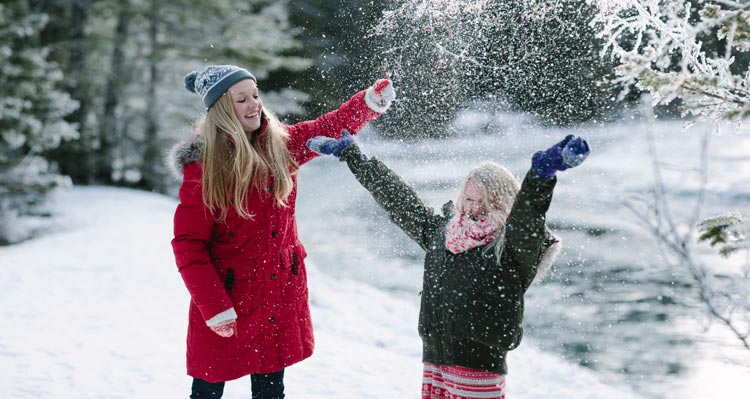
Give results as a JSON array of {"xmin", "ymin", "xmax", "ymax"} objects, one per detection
[
  {"xmin": 228, "ymin": 79, "xmax": 263, "ymax": 133},
  {"xmin": 462, "ymin": 178, "xmax": 487, "ymax": 220}
]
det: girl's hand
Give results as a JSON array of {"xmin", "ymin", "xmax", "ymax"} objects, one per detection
[
  {"xmin": 365, "ymin": 79, "xmax": 396, "ymax": 113},
  {"xmin": 531, "ymin": 135, "xmax": 590, "ymax": 179},
  {"xmin": 307, "ymin": 131, "xmax": 355, "ymax": 157},
  {"xmin": 209, "ymin": 319, "xmax": 237, "ymax": 338}
]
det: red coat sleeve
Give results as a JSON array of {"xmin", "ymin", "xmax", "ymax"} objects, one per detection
[
  {"xmin": 287, "ymin": 89, "xmax": 381, "ymax": 165},
  {"xmin": 171, "ymin": 162, "xmax": 233, "ymax": 322}
]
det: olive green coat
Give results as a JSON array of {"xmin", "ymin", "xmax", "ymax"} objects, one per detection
[{"xmin": 339, "ymin": 144, "xmax": 558, "ymax": 374}]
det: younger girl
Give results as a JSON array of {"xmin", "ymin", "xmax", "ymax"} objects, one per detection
[{"xmin": 307, "ymin": 132, "xmax": 589, "ymax": 399}]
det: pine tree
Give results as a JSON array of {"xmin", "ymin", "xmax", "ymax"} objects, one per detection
[
  {"xmin": 475, "ymin": 0, "xmax": 615, "ymax": 126},
  {"xmin": 273, "ymin": 0, "xmax": 387, "ymax": 120},
  {"xmin": 370, "ymin": 0, "xmax": 616, "ymax": 137},
  {"xmin": 0, "ymin": 0, "xmax": 79, "ymax": 244},
  {"xmin": 36, "ymin": 0, "xmax": 311, "ymax": 191},
  {"xmin": 371, "ymin": 0, "xmax": 481, "ymax": 138}
]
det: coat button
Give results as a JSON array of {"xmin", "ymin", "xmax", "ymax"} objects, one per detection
[
  {"xmin": 270, "ymin": 273, "xmax": 276, "ymax": 280},
  {"xmin": 271, "ymin": 230, "xmax": 277, "ymax": 237},
  {"xmin": 228, "ymin": 232, "xmax": 234, "ymax": 238},
  {"xmin": 268, "ymin": 317, "xmax": 275, "ymax": 323}
]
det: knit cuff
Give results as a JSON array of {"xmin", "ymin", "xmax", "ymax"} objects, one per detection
[
  {"xmin": 206, "ymin": 307, "xmax": 237, "ymax": 327},
  {"xmin": 365, "ymin": 87, "xmax": 392, "ymax": 113}
]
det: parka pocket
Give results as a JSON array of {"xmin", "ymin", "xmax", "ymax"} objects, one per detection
[
  {"xmin": 280, "ymin": 246, "xmax": 308, "ymax": 304},
  {"xmin": 214, "ymin": 260, "xmax": 257, "ymax": 317}
]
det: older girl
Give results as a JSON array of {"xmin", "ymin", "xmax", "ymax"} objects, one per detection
[
  {"xmin": 168, "ymin": 65, "xmax": 395, "ymax": 399},
  {"xmin": 307, "ymin": 133, "xmax": 589, "ymax": 399}
]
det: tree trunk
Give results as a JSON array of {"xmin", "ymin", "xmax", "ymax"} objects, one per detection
[
  {"xmin": 99, "ymin": 0, "xmax": 131, "ymax": 184},
  {"xmin": 32, "ymin": 0, "xmax": 69, "ymax": 64},
  {"xmin": 47, "ymin": 0, "xmax": 93, "ymax": 183},
  {"xmin": 140, "ymin": 0, "xmax": 165, "ymax": 192}
]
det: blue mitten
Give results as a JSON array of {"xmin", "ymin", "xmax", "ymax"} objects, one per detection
[
  {"xmin": 306, "ymin": 131, "xmax": 355, "ymax": 157},
  {"xmin": 532, "ymin": 135, "xmax": 590, "ymax": 179}
]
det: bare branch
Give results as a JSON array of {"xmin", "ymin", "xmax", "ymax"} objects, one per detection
[{"xmin": 626, "ymin": 119, "xmax": 750, "ymax": 350}]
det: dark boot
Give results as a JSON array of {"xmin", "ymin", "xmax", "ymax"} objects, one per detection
[
  {"xmin": 251, "ymin": 369, "xmax": 285, "ymax": 399},
  {"xmin": 191, "ymin": 378, "xmax": 225, "ymax": 399}
]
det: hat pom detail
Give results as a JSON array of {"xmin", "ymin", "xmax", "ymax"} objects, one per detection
[{"xmin": 184, "ymin": 71, "xmax": 198, "ymax": 93}]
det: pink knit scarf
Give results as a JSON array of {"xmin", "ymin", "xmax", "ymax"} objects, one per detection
[{"xmin": 445, "ymin": 211, "xmax": 506, "ymax": 254}]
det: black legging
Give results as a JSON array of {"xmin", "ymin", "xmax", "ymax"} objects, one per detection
[{"xmin": 190, "ymin": 369, "xmax": 285, "ymax": 399}]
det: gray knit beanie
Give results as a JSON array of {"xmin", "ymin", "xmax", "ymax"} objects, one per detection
[{"xmin": 184, "ymin": 65, "xmax": 256, "ymax": 110}]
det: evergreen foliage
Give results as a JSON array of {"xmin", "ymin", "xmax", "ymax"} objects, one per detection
[
  {"xmin": 0, "ymin": 0, "xmax": 78, "ymax": 244},
  {"xmin": 37, "ymin": 0, "xmax": 310, "ymax": 189},
  {"xmin": 281, "ymin": 0, "xmax": 387, "ymax": 120},
  {"xmin": 2, "ymin": 0, "xmax": 310, "ymax": 242},
  {"xmin": 475, "ymin": 1, "xmax": 615, "ymax": 126},
  {"xmin": 697, "ymin": 212, "xmax": 749, "ymax": 258}
]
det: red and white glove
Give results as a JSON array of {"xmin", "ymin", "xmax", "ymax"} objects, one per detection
[
  {"xmin": 209, "ymin": 319, "xmax": 237, "ymax": 338},
  {"xmin": 365, "ymin": 79, "xmax": 396, "ymax": 113}
]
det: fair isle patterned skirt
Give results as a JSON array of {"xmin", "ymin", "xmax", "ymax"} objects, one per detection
[{"xmin": 422, "ymin": 362, "xmax": 506, "ymax": 399}]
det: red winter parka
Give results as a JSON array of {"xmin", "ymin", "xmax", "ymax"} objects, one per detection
[{"xmin": 169, "ymin": 90, "xmax": 380, "ymax": 382}]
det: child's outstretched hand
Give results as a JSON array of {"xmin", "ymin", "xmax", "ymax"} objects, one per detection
[
  {"xmin": 531, "ymin": 135, "xmax": 590, "ymax": 180},
  {"xmin": 365, "ymin": 79, "xmax": 396, "ymax": 113},
  {"xmin": 306, "ymin": 131, "xmax": 355, "ymax": 157}
]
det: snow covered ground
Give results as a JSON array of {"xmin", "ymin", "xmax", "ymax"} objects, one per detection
[
  {"xmin": 2, "ymin": 114, "xmax": 749, "ymax": 398},
  {"xmin": 0, "ymin": 188, "xmax": 644, "ymax": 398}
]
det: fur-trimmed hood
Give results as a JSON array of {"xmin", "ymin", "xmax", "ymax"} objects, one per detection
[
  {"xmin": 166, "ymin": 114, "xmax": 273, "ymax": 180},
  {"xmin": 533, "ymin": 229, "xmax": 562, "ymax": 284},
  {"xmin": 166, "ymin": 136, "xmax": 204, "ymax": 179}
]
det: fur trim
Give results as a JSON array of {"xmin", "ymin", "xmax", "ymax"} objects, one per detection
[
  {"xmin": 532, "ymin": 229, "xmax": 563, "ymax": 285},
  {"xmin": 166, "ymin": 136, "xmax": 204, "ymax": 179}
]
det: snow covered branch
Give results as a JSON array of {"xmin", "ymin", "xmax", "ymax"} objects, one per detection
[
  {"xmin": 698, "ymin": 212, "xmax": 750, "ymax": 257},
  {"xmin": 592, "ymin": 0, "xmax": 750, "ymax": 126}
]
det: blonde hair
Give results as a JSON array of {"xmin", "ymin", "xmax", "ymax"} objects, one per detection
[
  {"xmin": 197, "ymin": 92, "xmax": 297, "ymax": 221},
  {"xmin": 455, "ymin": 162, "xmax": 521, "ymax": 220},
  {"xmin": 454, "ymin": 162, "xmax": 521, "ymax": 259}
]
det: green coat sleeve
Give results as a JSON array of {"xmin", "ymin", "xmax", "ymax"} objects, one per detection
[
  {"xmin": 504, "ymin": 170, "xmax": 557, "ymax": 288},
  {"xmin": 338, "ymin": 144, "xmax": 442, "ymax": 251}
]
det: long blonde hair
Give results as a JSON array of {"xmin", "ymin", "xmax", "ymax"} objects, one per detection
[
  {"xmin": 197, "ymin": 92, "xmax": 297, "ymax": 221},
  {"xmin": 455, "ymin": 162, "xmax": 522, "ymax": 259}
]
